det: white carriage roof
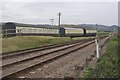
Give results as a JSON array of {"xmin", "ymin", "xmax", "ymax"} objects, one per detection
[
  {"xmin": 1, "ymin": 22, "xmax": 58, "ymax": 29},
  {"xmin": 1, "ymin": 22, "xmax": 100, "ymax": 31}
]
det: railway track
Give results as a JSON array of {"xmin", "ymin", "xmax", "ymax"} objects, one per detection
[
  {"xmin": 1, "ymin": 35, "xmax": 108, "ymax": 79},
  {"xmin": 1, "ymin": 39, "xmax": 91, "ymax": 59},
  {"xmin": 2, "ymin": 39, "xmax": 91, "ymax": 67},
  {"xmin": 1, "ymin": 35, "xmax": 108, "ymax": 59}
]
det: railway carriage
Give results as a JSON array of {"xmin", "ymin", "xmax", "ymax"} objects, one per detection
[
  {"xmin": 85, "ymin": 29, "xmax": 97, "ymax": 36},
  {"xmin": 16, "ymin": 26, "xmax": 59, "ymax": 34},
  {"xmin": 2, "ymin": 22, "xmax": 97, "ymax": 37},
  {"xmin": 64, "ymin": 27, "xmax": 84, "ymax": 37},
  {"xmin": 2, "ymin": 22, "xmax": 16, "ymax": 37}
]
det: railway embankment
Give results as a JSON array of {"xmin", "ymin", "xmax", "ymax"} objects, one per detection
[{"xmin": 81, "ymin": 35, "xmax": 120, "ymax": 78}]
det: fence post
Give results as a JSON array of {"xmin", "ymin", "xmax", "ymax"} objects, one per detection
[{"xmin": 95, "ymin": 38, "xmax": 99, "ymax": 59}]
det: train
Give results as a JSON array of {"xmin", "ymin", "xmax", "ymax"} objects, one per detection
[{"xmin": 1, "ymin": 22, "xmax": 97, "ymax": 38}]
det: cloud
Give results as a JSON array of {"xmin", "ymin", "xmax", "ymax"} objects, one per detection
[
  {"xmin": 1, "ymin": 2, "xmax": 118, "ymax": 25},
  {"xmin": 1, "ymin": 0, "xmax": 119, "ymax": 2}
]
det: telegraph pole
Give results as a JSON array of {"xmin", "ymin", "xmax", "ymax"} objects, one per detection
[{"xmin": 58, "ymin": 12, "xmax": 61, "ymax": 27}]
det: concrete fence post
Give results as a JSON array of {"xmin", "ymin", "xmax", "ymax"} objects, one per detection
[{"xmin": 95, "ymin": 38, "xmax": 99, "ymax": 59}]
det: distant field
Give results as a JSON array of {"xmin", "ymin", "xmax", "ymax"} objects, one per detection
[
  {"xmin": 83, "ymin": 35, "xmax": 120, "ymax": 78},
  {"xmin": 97, "ymin": 32, "xmax": 110, "ymax": 36},
  {"xmin": 2, "ymin": 36, "xmax": 93, "ymax": 53}
]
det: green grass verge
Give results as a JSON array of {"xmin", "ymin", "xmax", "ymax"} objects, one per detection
[
  {"xmin": 83, "ymin": 36, "xmax": 120, "ymax": 78},
  {"xmin": 2, "ymin": 36, "xmax": 93, "ymax": 53},
  {"xmin": 97, "ymin": 32, "xmax": 110, "ymax": 36}
]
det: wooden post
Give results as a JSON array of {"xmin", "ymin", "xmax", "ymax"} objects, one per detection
[{"xmin": 95, "ymin": 37, "xmax": 99, "ymax": 59}]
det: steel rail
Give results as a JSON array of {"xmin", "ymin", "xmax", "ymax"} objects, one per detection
[{"xmin": 2, "ymin": 40, "xmax": 94, "ymax": 78}]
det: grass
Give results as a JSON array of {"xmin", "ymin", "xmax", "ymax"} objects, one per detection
[
  {"xmin": 2, "ymin": 36, "xmax": 93, "ymax": 53},
  {"xmin": 83, "ymin": 35, "xmax": 120, "ymax": 78},
  {"xmin": 97, "ymin": 32, "xmax": 110, "ymax": 36}
]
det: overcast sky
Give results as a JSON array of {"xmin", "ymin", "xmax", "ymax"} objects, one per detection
[{"xmin": 1, "ymin": 1, "xmax": 118, "ymax": 26}]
